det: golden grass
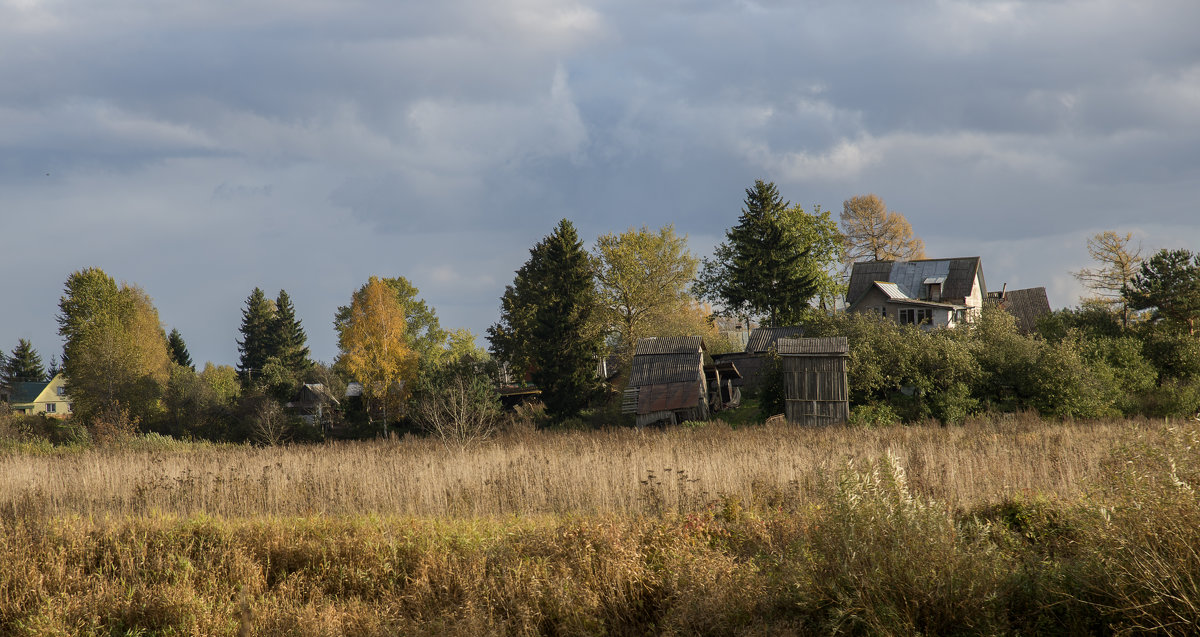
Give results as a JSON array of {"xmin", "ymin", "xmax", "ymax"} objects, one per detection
[
  {"xmin": 2, "ymin": 417, "xmax": 1199, "ymax": 635},
  {"xmin": 0, "ymin": 415, "xmax": 1139, "ymax": 520}
]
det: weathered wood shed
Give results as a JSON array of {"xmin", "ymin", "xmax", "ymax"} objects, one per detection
[
  {"xmin": 622, "ymin": 336, "xmax": 709, "ymax": 427},
  {"xmin": 712, "ymin": 325, "xmax": 806, "ymax": 390},
  {"xmin": 777, "ymin": 337, "xmax": 849, "ymax": 426}
]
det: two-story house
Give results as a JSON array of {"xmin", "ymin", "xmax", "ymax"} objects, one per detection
[
  {"xmin": 845, "ymin": 257, "xmax": 987, "ymax": 329},
  {"xmin": 7, "ymin": 373, "xmax": 73, "ymax": 417}
]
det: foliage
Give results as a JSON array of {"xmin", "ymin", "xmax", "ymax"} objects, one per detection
[
  {"xmin": 695, "ymin": 180, "xmax": 825, "ymax": 326},
  {"xmin": 1036, "ymin": 303, "xmax": 1124, "ymax": 342},
  {"xmin": 1073, "ymin": 230, "xmax": 1142, "ymax": 327},
  {"xmin": 236, "ymin": 287, "xmax": 277, "ymax": 384},
  {"xmin": 337, "ymin": 276, "xmax": 418, "ymax": 429},
  {"xmin": 488, "ymin": 219, "xmax": 603, "ymax": 421},
  {"xmin": 334, "ymin": 276, "xmax": 447, "ymax": 367},
  {"xmin": 58, "ymin": 269, "xmax": 171, "ymax": 427},
  {"xmin": 166, "ymin": 328, "xmax": 193, "ymax": 370},
  {"xmin": 2, "ymin": 338, "xmax": 46, "ymax": 387},
  {"xmin": 163, "ymin": 363, "xmax": 237, "ymax": 440},
  {"xmin": 271, "ymin": 289, "xmax": 312, "ymax": 376},
  {"xmin": 1027, "ymin": 336, "xmax": 1119, "ymax": 419},
  {"xmin": 414, "ymin": 362, "xmax": 502, "ymax": 450},
  {"xmin": 593, "ymin": 224, "xmax": 701, "ymax": 356},
  {"xmin": 757, "ymin": 348, "xmax": 786, "ymax": 417},
  {"xmin": 839, "ymin": 193, "xmax": 926, "ymax": 263},
  {"xmin": 1126, "ymin": 248, "xmax": 1200, "ymax": 335}
]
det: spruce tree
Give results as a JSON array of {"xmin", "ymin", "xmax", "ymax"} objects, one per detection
[
  {"xmin": 273, "ymin": 290, "xmax": 311, "ymax": 375},
  {"xmin": 2, "ymin": 339, "xmax": 46, "ymax": 387},
  {"xmin": 696, "ymin": 180, "xmax": 819, "ymax": 326},
  {"xmin": 167, "ymin": 328, "xmax": 194, "ymax": 370},
  {"xmin": 487, "ymin": 219, "xmax": 601, "ymax": 420},
  {"xmin": 236, "ymin": 288, "xmax": 277, "ymax": 385}
]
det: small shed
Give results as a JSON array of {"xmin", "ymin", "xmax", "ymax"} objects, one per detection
[
  {"xmin": 622, "ymin": 336, "xmax": 709, "ymax": 427},
  {"xmin": 777, "ymin": 337, "xmax": 849, "ymax": 426}
]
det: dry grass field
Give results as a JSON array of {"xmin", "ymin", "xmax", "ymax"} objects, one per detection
[{"xmin": 2, "ymin": 416, "xmax": 1199, "ymax": 635}]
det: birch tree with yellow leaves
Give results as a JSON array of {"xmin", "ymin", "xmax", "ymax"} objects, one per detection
[{"xmin": 337, "ymin": 276, "xmax": 418, "ymax": 433}]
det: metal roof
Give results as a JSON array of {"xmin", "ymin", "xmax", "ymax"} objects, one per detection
[
  {"xmin": 628, "ymin": 352, "xmax": 703, "ymax": 386},
  {"xmin": 745, "ymin": 326, "xmax": 806, "ymax": 353},
  {"xmin": 636, "ymin": 380, "xmax": 701, "ymax": 414},
  {"xmin": 847, "ymin": 257, "xmax": 984, "ymax": 306},
  {"xmin": 8, "ymin": 381, "xmax": 48, "ymax": 405},
  {"xmin": 776, "ymin": 337, "xmax": 849, "ymax": 356},
  {"xmin": 634, "ymin": 336, "xmax": 704, "ymax": 356},
  {"xmin": 874, "ymin": 281, "xmax": 908, "ymax": 300}
]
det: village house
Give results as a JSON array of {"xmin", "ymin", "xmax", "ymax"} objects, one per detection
[
  {"xmin": 986, "ymin": 285, "xmax": 1052, "ymax": 334},
  {"xmin": 6, "ymin": 373, "xmax": 72, "ymax": 417},
  {"xmin": 845, "ymin": 257, "xmax": 987, "ymax": 329}
]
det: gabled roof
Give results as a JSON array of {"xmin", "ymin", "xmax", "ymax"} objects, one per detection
[
  {"xmin": 745, "ymin": 326, "xmax": 805, "ymax": 353},
  {"xmin": 8, "ymin": 381, "xmax": 48, "ymax": 405},
  {"xmin": 847, "ymin": 257, "xmax": 986, "ymax": 306}
]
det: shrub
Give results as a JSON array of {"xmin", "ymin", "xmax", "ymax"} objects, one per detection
[{"xmin": 414, "ymin": 367, "xmax": 501, "ymax": 450}]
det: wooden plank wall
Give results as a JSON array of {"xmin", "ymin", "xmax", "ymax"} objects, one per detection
[{"xmin": 783, "ymin": 356, "xmax": 849, "ymax": 426}]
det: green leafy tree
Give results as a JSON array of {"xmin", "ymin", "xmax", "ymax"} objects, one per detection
[
  {"xmin": 695, "ymin": 180, "xmax": 822, "ymax": 326},
  {"xmin": 593, "ymin": 224, "xmax": 702, "ymax": 357},
  {"xmin": 58, "ymin": 270, "xmax": 171, "ymax": 425},
  {"xmin": 334, "ymin": 277, "xmax": 447, "ymax": 367},
  {"xmin": 236, "ymin": 288, "xmax": 277, "ymax": 385},
  {"xmin": 2, "ymin": 339, "xmax": 46, "ymax": 387},
  {"xmin": 1125, "ymin": 248, "xmax": 1200, "ymax": 335},
  {"xmin": 166, "ymin": 328, "xmax": 194, "ymax": 370},
  {"xmin": 488, "ymin": 219, "xmax": 603, "ymax": 420},
  {"xmin": 272, "ymin": 290, "xmax": 312, "ymax": 376}
]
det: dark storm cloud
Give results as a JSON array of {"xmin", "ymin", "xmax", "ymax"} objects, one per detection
[{"xmin": 2, "ymin": 0, "xmax": 1198, "ymax": 365}]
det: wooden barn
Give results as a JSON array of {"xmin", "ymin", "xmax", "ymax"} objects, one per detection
[
  {"xmin": 777, "ymin": 337, "xmax": 849, "ymax": 426},
  {"xmin": 711, "ymin": 325, "xmax": 805, "ymax": 390},
  {"xmin": 622, "ymin": 336, "xmax": 713, "ymax": 427}
]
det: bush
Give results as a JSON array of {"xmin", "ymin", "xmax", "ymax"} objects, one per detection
[
  {"xmin": 414, "ymin": 367, "xmax": 501, "ymax": 450},
  {"xmin": 848, "ymin": 402, "xmax": 900, "ymax": 427},
  {"xmin": 1028, "ymin": 336, "xmax": 1119, "ymax": 419}
]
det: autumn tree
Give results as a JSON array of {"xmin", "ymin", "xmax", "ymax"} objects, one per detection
[
  {"xmin": 166, "ymin": 328, "xmax": 193, "ymax": 370},
  {"xmin": 840, "ymin": 194, "xmax": 926, "ymax": 263},
  {"xmin": 338, "ymin": 276, "xmax": 419, "ymax": 432},
  {"xmin": 334, "ymin": 277, "xmax": 447, "ymax": 367},
  {"xmin": 1126, "ymin": 249, "xmax": 1200, "ymax": 335},
  {"xmin": 694, "ymin": 180, "xmax": 823, "ymax": 326},
  {"xmin": 593, "ymin": 225, "xmax": 703, "ymax": 354},
  {"xmin": 2, "ymin": 339, "xmax": 46, "ymax": 388},
  {"xmin": 488, "ymin": 219, "xmax": 603, "ymax": 420},
  {"xmin": 58, "ymin": 269, "xmax": 171, "ymax": 424},
  {"xmin": 1073, "ymin": 231, "xmax": 1143, "ymax": 328}
]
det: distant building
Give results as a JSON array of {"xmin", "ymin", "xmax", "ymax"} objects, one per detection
[
  {"xmin": 986, "ymin": 286, "xmax": 1052, "ymax": 334},
  {"xmin": 845, "ymin": 257, "xmax": 987, "ymax": 329},
  {"xmin": 7, "ymin": 373, "xmax": 72, "ymax": 418}
]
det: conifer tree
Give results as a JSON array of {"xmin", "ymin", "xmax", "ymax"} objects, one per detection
[
  {"xmin": 272, "ymin": 290, "xmax": 311, "ymax": 375},
  {"xmin": 695, "ymin": 180, "xmax": 820, "ymax": 326},
  {"xmin": 488, "ymin": 219, "xmax": 602, "ymax": 420},
  {"xmin": 166, "ymin": 328, "xmax": 194, "ymax": 370},
  {"xmin": 2, "ymin": 339, "xmax": 46, "ymax": 387},
  {"xmin": 236, "ymin": 288, "xmax": 277, "ymax": 385}
]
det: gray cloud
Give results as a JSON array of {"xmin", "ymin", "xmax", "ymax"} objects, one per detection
[{"xmin": 2, "ymin": 0, "xmax": 1199, "ymax": 366}]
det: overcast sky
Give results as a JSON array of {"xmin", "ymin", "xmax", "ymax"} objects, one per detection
[{"xmin": 3, "ymin": 0, "xmax": 1199, "ymax": 367}]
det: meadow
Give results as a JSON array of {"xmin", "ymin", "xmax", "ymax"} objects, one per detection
[{"xmin": 2, "ymin": 415, "xmax": 1198, "ymax": 635}]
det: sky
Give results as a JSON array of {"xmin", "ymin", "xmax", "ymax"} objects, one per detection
[{"xmin": 3, "ymin": 0, "xmax": 1199, "ymax": 368}]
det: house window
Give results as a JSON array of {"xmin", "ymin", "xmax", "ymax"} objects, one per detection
[
  {"xmin": 46, "ymin": 403, "xmax": 56, "ymax": 413},
  {"xmin": 899, "ymin": 308, "xmax": 933, "ymax": 325},
  {"xmin": 57, "ymin": 386, "xmax": 66, "ymax": 396}
]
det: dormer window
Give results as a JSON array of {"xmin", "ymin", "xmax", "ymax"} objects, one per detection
[{"xmin": 923, "ymin": 276, "xmax": 946, "ymax": 302}]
